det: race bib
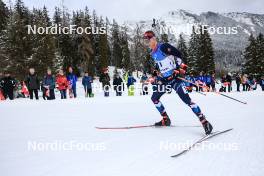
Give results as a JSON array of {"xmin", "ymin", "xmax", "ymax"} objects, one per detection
[{"xmin": 156, "ymin": 55, "xmax": 176, "ymax": 76}]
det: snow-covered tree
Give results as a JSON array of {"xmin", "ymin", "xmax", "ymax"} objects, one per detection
[
  {"xmin": 30, "ymin": 7, "xmax": 55, "ymax": 77},
  {"xmin": 198, "ymin": 26, "xmax": 215, "ymax": 74},
  {"xmin": 188, "ymin": 26, "xmax": 200, "ymax": 74},
  {"xmin": 177, "ymin": 33, "xmax": 188, "ymax": 64}
]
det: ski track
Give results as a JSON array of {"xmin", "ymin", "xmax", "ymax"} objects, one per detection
[{"xmin": 0, "ymin": 84, "xmax": 264, "ymax": 176}]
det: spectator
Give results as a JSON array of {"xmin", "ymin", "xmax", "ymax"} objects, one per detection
[
  {"xmin": 220, "ymin": 75, "xmax": 227, "ymax": 92},
  {"xmin": 42, "ymin": 69, "xmax": 56, "ymax": 100},
  {"xmin": 211, "ymin": 73, "xmax": 216, "ymax": 92},
  {"xmin": 0, "ymin": 72, "xmax": 16, "ymax": 100},
  {"xmin": 56, "ymin": 70, "xmax": 68, "ymax": 99},
  {"xmin": 196, "ymin": 72, "xmax": 205, "ymax": 92},
  {"xmin": 127, "ymin": 72, "xmax": 136, "ymax": 96},
  {"xmin": 260, "ymin": 76, "xmax": 264, "ymax": 91},
  {"xmin": 205, "ymin": 73, "xmax": 212, "ymax": 92},
  {"xmin": 226, "ymin": 73, "xmax": 232, "ymax": 92},
  {"xmin": 21, "ymin": 81, "xmax": 29, "ymax": 98},
  {"xmin": 246, "ymin": 75, "xmax": 251, "ymax": 91},
  {"xmin": 0, "ymin": 72, "xmax": 4, "ymax": 100},
  {"xmin": 241, "ymin": 74, "xmax": 248, "ymax": 91},
  {"xmin": 99, "ymin": 68, "xmax": 111, "ymax": 97},
  {"xmin": 25, "ymin": 68, "xmax": 40, "ymax": 100},
  {"xmin": 67, "ymin": 67, "xmax": 78, "ymax": 98},
  {"xmin": 235, "ymin": 74, "xmax": 241, "ymax": 92},
  {"xmin": 250, "ymin": 78, "xmax": 257, "ymax": 90},
  {"xmin": 82, "ymin": 72, "xmax": 93, "ymax": 97},
  {"xmin": 140, "ymin": 73, "xmax": 149, "ymax": 95},
  {"xmin": 113, "ymin": 74, "xmax": 124, "ymax": 96}
]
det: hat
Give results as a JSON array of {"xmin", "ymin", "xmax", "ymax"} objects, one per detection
[{"xmin": 143, "ymin": 30, "xmax": 155, "ymax": 40}]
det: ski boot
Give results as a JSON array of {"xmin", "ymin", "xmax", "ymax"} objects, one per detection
[
  {"xmin": 154, "ymin": 112, "xmax": 171, "ymax": 126},
  {"xmin": 199, "ymin": 115, "xmax": 213, "ymax": 135}
]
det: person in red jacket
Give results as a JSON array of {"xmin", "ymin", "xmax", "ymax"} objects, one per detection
[{"xmin": 56, "ymin": 70, "xmax": 68, "ymax": 99}]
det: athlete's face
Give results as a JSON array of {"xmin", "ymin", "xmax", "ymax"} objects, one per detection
[{"xmin": 143, "ymin": 37, "xmax": 157, "ymax": 51}]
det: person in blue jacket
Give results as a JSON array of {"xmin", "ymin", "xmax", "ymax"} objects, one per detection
[
  {"xmin": 42, "ymin": 69, "xmax": 56, "ymax": 100},
  {"xmin": 260, "ymin": 76, "xmax": 264, "ymax": 91},
  {"xmin": 143, "ymin": 30, "xmax": 213, "ymax": 135},
  {"xmin": 127, "ymin": 72, "xmax": 137, "ymax": 96},
  {"xmin": 67, "ymin": 67, "xmax": 78, "ymax": 98},
  {"xmin": 127, "ymin": 72, "xmax": 136, "ymax": 88},
  {"xmin": 205, "ymin": 73, "xmax": 212, "ymax": 91},
  {"xmin": 82, "ymin": 71, "xmax": 93, "ymax": 97}
]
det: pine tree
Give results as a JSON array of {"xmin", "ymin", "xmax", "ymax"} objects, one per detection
[
  {"xmin": 77, "ymin": 7, "xmax": 94, "ymax": 76},
  {"xmin": 188, "ymin": 26, "xmax": 200, "ymax": 74},
  {"xmin": 30, "ymin": 7, "xmax": 55, "ymax": 77},
  {"xmin": 5, "ymin": 0, "xmax": 33, "ymax": 79},
  {"xmin": 198, "ymin": 26, "xmax": 215, "ymax": 74},
  {"xmin": 177, "ymin": 33, "xmax": 188, "ymax": 64},
  {"xmin": 0, "ymin": 0, "xmax": 8, "ymax": 31},
  {"xmin": 111, "ymin": 19, "xmax": 122, "ymax": 68},
  {"xmin": 53, "ymin": 7, "xmax": 76, "ymax": 72},
  {"xmin": 161, "ymin": 33, "xmax": 168, "ymax": 43},
  {"xmin": 97, "ymin": 16, "xmax": 109, "ymax": 72},
  {"xmin": 131, "ymin": 24, "xmax": 145, "ymax": 72},
  {"xmin": 243, "ymin": 34, "xmax": 257, "ymax": 75},
  {"xmin": 255, "ymin": 33, "xmax": 264, "ymax": 78},
  {"xmin": 244, "ymin": 33, "xmax": 264, "ymax": 78},
  {"xmin": 53, "ymin": 7, "xmax": 64, "ymax": 70},
  {"xmin": 120, "ymin": 26, "xmax": 130, "ymax": 70},
  {"xmin": 90, "ymin": 10, "xmax": 101, "ymax": 74},
  {"xmin": 0, "ymin": 0, "xmax": 9, "ymax": 73}
]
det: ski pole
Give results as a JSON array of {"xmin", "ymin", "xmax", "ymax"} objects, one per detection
[
  {"xmin": 194, "ymin": 89, "xmax": 207, "ymax": 96},
  {"xmin": 214, "ymin": 91, "xmax": 247, "ymax": 104},
  {"xmin": 177, "ymin": 77, "xmax": 247, "ymax": 105}
]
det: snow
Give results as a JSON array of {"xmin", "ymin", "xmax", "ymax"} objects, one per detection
[{"xmin": 0, "ymin": 82, "xmax": 264, "ymax": 176}]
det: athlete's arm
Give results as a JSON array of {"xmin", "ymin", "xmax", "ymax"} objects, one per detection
[{"xmin": 160, "ymin": 43, "xmax": 182, "ymax": 58}]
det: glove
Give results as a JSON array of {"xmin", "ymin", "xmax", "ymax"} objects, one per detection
[{"xmin": 173, "ymin": 68, "xmax": 186, "ymax": 77}]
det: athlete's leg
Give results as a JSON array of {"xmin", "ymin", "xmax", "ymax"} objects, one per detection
[
  {"xmin": 172, "ymin": 82, "xmax": 213, "ymax": 134},
  {"xmin": 151, "ymin": 89, "xmax": 166, "ymax": 116},
  {"xmin": 175, "ymin": 84, "xmax": 203, "ymax": 118},
  {"xmin": 151, "ymin": 84, "xmax": 170, "ymax": 126}
]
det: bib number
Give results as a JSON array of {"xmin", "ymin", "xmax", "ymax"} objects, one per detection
[{"xmin": 157, "ymin": 55, "xmax": 176, "ymax": 74}]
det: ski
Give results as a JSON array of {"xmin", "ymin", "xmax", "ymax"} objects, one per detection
[
  {"xmin": 171, "ymin": 128, "xmax": 233, "ymax": 158},
  {"xmin": 95, "ymin": 124, "xmax": 201, "ymax": 130}
]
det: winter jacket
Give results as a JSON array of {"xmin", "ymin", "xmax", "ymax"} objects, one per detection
[
  {"xmin": 196, "ymin": 75, "xmax": 205, "ymax": 83},
  {"xmin": 235, "ymin": 76, "xmax": 241, "ymax": 84},
  {"xmin": 43, "ymin": 74, "xmax": 56, "ymax": 89},
  {"xmin": 0, "ymin": 76, "xmax": 16, "ymax": 91},
  {"xmin": 82, "ymin": 76, "xmax": 93, "ymax": 89},
  {"xmin": 205, "ymin": 75, "xmax": 212, "ymax": 84},
  {"xmin": 226, "ymin": 75, "xmax": 232, "ymax": 83},
  {"xmin": 26, "ymin": 74, "xmax": 40, "ymax": 90},
  {"xmin": 113, "ymin": 77, "xmax": 123, "ymax": 91},
  {"xmin": 241, "ymin": 75, "xmax": 248, "ymax": 84},
  {"xmin": 67, "ymin": 73, "xmax": 78, "ymax": 87},
  {"xmin": 56, "ymin": 75, "xmax": 68, "ymax": 90},
  {"xmin": 127, "ymin": 76, "xmax": 136, "ymax": 87},
  {"xmin": 260, "ymin": 79, "xmax": 264, "ymax": 86},
  {"xmin": 99, "ymin": 73, "xmax": 111, "ymax": 87},
  {"xmin": 140, "ymin": 75, "xmax": 148, "ymax": 85}
]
